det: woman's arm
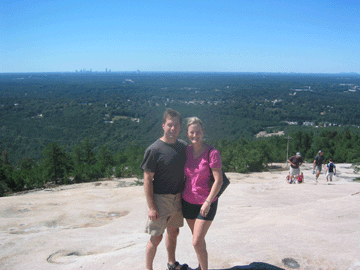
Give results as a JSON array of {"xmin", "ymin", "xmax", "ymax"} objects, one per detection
[{"xmin": 200, "ymin": 167, "xmax": 223, "ymax": 217}]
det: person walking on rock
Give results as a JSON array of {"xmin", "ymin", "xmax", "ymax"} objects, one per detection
[
  {"xmin": 313, "ymin": 150, "xmax": 325, "ymax": 183},
  {"xmin": 287, "ymin": 152, "xmax": 303, "ymax": 183},
  {"xmin": 325, "ymin": 158, "xmax": 336, "ymax": 182}
]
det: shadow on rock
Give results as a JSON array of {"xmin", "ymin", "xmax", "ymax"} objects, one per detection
[{"xmin": 212, "ymin": 262, "xmax": 285, "ymax": 270}]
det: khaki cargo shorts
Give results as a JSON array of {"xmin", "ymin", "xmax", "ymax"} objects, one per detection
[
  {"xmin": 290, "ymin": 167, "xmax": 300, "ymax": 177},
  {"xmin": 145, "ymin": 193, "xmax": 183, "ymax": 236}
]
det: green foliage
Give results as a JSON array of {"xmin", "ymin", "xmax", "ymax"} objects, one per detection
[
  {"xmin": 230, "ymin": 147, "xmax": 264, "ymax": 173},
  {"xmin": 42, "ymin": 142, "xmax": 71, "ymax": 184},
  {"xmin": 2, "ymin": 73, "xmax": 360, "ymax": 164},
  {"xmin": 0, "ymin": 165, "xmax": 11, "ymax": 196},
  {"xmin": 71, "ymin": 139, "xmax": 98, "ymax": 182},
  {"xmin": 95, "ymin": 146, "xmax": 115, "ymax": 178},
  {"xmin": 218, "ymin": 137, "xmax": 287, "ymax": 173},
  {"xmin": 1, "ymin": 128, "xmax": 360, "ymax": 196},
  {"xmin": 114, "ymin": 143, "xmax": 145, "ymax": 178},
  {"xmin": 11, "ymin": 157, "xmax": 36, "ymax": 190},
  {"xmin": 1, "ymin": 149, "xmax": 15, "ymax": 191},
  {"xmin": 1, "ymin": 73, "xmax": 360, "ymax": 195}
]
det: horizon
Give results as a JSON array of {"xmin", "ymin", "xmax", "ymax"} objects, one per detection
[
  {"xmin": 2, "ymin": 1, "xmax": 360, "ymax": 74},
  {"xmin": 1, "ymin": 71, "xmax": 359, "ymax": 76}
]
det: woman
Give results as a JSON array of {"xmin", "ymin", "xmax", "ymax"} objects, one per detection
[{"xmin": 182, "ymin": 117, "xmax": 223, "ymax": 270}]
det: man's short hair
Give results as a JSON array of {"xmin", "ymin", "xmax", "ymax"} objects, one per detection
[{"xmin": 162, "ymin": 108, "xmax": 182, "ymax": 125}]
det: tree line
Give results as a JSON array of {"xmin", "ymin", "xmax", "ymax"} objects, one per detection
[
  {"xmin": 1, "ymin": 129, "xmax": 359, "ymax": 197},
  {"xmin": 0, "ymin": 140, "xmax": 145, "ymax": 196}
]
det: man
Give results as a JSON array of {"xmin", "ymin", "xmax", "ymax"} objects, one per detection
[
  {"xmin": 287, "ymin": 152, "xmax": 303, "ymax": 183},
  {"xmin": 313, "ymin": 150, "xmax": 324, "ymax": 183},
  {"xmin": 141, "ymin": 108, "xmax": 189, "ymax": 270}
]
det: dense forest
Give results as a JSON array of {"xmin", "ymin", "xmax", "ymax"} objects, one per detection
[{"xmin": 1, "ymin": 72, "xmax": 360, "ymax": 196}]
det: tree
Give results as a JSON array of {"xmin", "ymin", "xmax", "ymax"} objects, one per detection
[
  {"xmin": 11, "ymin": 157, "xmax": 35, "ymax": 190},
  {"xmin": 0, "ymin": 164, "xmax": 11, "ymax": 196},
  {"xmin": 42, "ymin": 142, "xmax": 70, "ymax": 184},
  {"xmin": 71, "ymin": 139, "xmax": 98, "ymax": 182},
  {"xmin": 95, "ymin": 146, "xmax": 115, "ymax": 178},
  {"xmin": 1, "ymin": 148, "xmax": 14, "ymax": 191},
  {"xmin": 114, "ymin": 143, "xmax": 145, "ymax": 178}
]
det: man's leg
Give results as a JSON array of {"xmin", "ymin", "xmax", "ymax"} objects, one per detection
[
  {"xmin": 145, "ymin": 235, "xmax": 163, "ymax": 270},
  {"xmin": 166, "ymin": 226, "xmax": 179, "ymax": 266},
  {"xmin": 315, "ymin": 166, "xmax": 321, "ymax": 182}
]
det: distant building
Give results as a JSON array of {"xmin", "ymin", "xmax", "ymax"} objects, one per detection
[
  {"xmin": 284, "ymin": 121, "xmax": 298, "ymax": 125},
  {"xmin": 255, "ymin": 131, "xmax": 284, "ymax": 138}
]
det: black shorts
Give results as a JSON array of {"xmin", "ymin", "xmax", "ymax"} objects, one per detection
[{"xmin": 182, "ymin": 199, "xmax": 218, "ymax": 221}]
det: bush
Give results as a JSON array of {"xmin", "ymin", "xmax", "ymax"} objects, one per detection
[{"xmin": 0, "ymin": 181, "xmax": 11, "ymax": 197}]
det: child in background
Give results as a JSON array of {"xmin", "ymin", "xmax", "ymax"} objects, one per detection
[
  {"xmin": 297, "ymin": 172, "xmax": 304, "ymax": 184},
  {"xmin": 325, "ymin": 158, "xmax": 336, "ymax": 182},
  {"xmin": 286, "ymin": 174, "xmax": 292, "ymax": 184}
]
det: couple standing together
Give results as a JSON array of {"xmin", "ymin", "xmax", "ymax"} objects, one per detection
[{"xmin": 141, "ymin": 108, "xmax": 224, "ymax": 270}]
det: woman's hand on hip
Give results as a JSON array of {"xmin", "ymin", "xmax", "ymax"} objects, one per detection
[{"xmin": 200, "ymin": 202, "xmax": 210, "ymax": 217}]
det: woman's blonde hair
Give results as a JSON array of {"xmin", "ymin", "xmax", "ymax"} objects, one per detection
[{"xmin": 186, "ymin": 117, "xmax": 204, "ymax": 131}]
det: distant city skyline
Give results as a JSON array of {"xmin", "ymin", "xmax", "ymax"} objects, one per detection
[{"xmin": 1, "ymin": 0, "xmax": 360, "ymax": 74}]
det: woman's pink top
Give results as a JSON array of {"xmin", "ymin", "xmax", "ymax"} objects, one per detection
[{"xmin": 182, "ymin": 145, "xmax": 222, "ymax": 204}]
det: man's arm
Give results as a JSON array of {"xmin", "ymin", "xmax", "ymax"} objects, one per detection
[
  {"xmin": 143, "ymin": 170, "xmax": 159, "ymax": 221},
  {"xmin": 288, "ymin": 157, "xmax": 296, "ymax": 167}
]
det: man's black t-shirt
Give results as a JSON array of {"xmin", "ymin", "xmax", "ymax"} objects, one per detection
[
  {"xmin": 289, "ymin": 155, "xmax": 303, "ymax": 168},
  {"xmin": 141, "ymin": 139, "xmax": 187, "ymax": 194},
  {"xmin": 315, "ymin": 155, "xmax": 325, "ymax": 166}
]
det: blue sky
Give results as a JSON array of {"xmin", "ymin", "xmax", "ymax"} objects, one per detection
[{"xmin": 1, "ymin": 0, "xmax": 359, "ymax": 73}]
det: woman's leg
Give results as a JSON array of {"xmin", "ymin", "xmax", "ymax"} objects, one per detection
[
  {"xmin": 186, "ymin": 219, "xmax": 200, "ymax": 270},
  {"xmin": 191, "ymin": 219, "xmax": 212, "ymax": 270},
  {"xmin": 186, "ymin": 219, "xmax": 196, "ymax": 234}
]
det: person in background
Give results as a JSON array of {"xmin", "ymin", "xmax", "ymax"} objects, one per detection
[
  {"xmin": 325, "ymin": 158, "xmax": 336, "ymax": 182},
  {"xmin": 313, "ymin": 150, "xmax": 325, "ymax": 183},
  {"xmin": 141, "ymin": 108, "xmax": 189, "ymax": 270},
  {"xmin": 286, "ymin": 173, "xmax": 292, "ymax": 184},
  {"xmin": 297, "ymin": 172, "xmax": 304, "ymax": 184},
  {"xmin": 287, "ymin": 152, "xmax": 303, "ymax": 183},
  {"xmin": 182, "ymin": 117, "xmax": 223, "ymax": 270}
]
